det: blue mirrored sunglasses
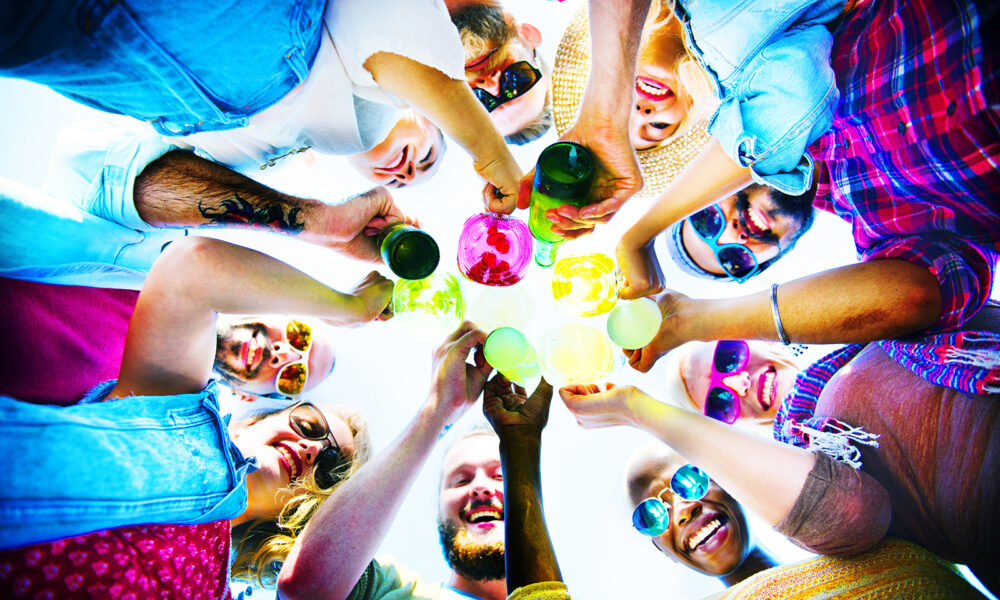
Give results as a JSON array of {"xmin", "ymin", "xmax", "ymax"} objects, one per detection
[
  {"xmin": 687, "ymin": 205, "xmax": 760, "ymax": 284},
  {"xmin": 632, "ymin": 464, "xmax": 711, "ymax": 536}
]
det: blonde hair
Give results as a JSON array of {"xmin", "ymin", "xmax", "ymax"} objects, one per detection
[
  {"xmin": 636, "ymin": 0, "xmax": 716, "ymax": 148},
  {"xmin": 229, "ymin": 405, "xmax": 372, "ymax": 587}
]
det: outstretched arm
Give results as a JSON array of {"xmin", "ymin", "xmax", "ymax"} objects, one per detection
[
  {"xmin": 559, "ymin": 383, "xmax": 890, "ymax": 551},
  {"xmin": 109, "ymin": 236, "xmax": 392, "ymax": 399},
  {"xmin": 483, "ymin": 375, "xmax": 561, "ymax": 592},
  {"xmin": 617, "ymin": 138, "xmax": 751, "ymax": 298},
  {"xmin": 277, "ymin": 323, "xmax": 493, "ymax": 600},
  {"xmin": 625, "ymin": 259, "xmax": 941, "ymax": 372},
  {"xmin": 559, "ymin": 383, "xmax": 816, "ymax": 526},
  {"xmin": 517, "ymin": 0, "xmax": 650, "ymax": 233},
  {"xmin": 364, "ymin": 52, "xmax": 523, "ymax": 214},
  {"xmin": 136, "ymin": 155, "xmax": 411, "ymax": 263}
]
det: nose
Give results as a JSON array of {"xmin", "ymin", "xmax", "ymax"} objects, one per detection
[
  {"xmin": 673, "ymin": 496, "xmax": 700, "ymax": 527},
  {"xmin": 270, "ymin": 341, "xmax": 302, "ymax": 367},
  {"xmin": 474, "ymin": 70, "xmax": 502, "ymax": 95},
  {"xmin": 294, "ymin": 436, "xmax": 326, "ymax": 467},
  {"xmin": 634, "ymin": 99, "xmax": 657, "ymax": 117},
  {"xmin": 721, "ymin": 371, "xmax": 752, "ymax": 396},
  {"xmin": 716, "ymin": 213, "xmax": 749, "ymax": 244},
  {"xmin": 469, "ymin": 470, "xmax": 498, "ymax": 500}
]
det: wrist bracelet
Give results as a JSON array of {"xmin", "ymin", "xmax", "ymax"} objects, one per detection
[{"xmin": 770, "ymin": 283, "xmax": 791, "ymax": 345}]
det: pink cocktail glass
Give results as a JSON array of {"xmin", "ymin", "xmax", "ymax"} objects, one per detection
[{"xmin": 457, "ymin": 212, "xmax": 533, "ymax": 286}]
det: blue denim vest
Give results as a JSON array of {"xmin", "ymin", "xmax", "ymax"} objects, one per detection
[
  {"xmin": 0, "ymin": 381, "xmax": 257, "ymax": 550},
  {"xmin": 0, "ymin": 0, "xmax": 324, "ymax": 136},
  {"xmin": 676, "ymin": 0, "xmax": 843, "ymax": 195}
]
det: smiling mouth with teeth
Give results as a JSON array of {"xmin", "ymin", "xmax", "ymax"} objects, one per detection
[
  {"xmin": 276, "ymin": 443, "xmax": 301, "ymax": 480},
  {"xmin": 463, "ymin": 504, "xmax": 505, "ymax": 525},
  {"xmin": 758, "ymin": 367, "xmax": 777, "ymax": 411},
  {"xmin": 686, "ymin": 514, "xmax": 728, "ymax": 552},
  {"xmin": 636, "ymin": 77, "xmax": 674, "ymax": 102}
]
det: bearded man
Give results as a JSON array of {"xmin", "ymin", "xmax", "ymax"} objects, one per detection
[{"xmin": 276, "ymin": 323, "xmax": 512, "ymax": 600}]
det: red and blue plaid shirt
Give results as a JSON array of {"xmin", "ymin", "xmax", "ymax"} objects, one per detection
[{"xmin": 810, "ymin": 0, "xmax": 1000, "ymax": 334}]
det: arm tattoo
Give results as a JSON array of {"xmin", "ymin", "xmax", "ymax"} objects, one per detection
[{"xmin": 198, "ymin": 193, "xmax": 305, "ymax": 235}]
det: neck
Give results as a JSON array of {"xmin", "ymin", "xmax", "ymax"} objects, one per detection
[
  {"xmin": 444, "ymin": 0, "xmax": 503, "ymax": 14},
  {"xmin": 719, "ymin": 546, "xmax": 779, "ymax": 587},
  {"xmin": 448, "ymin": 573, "xmax": 508, "ymax": 600}
]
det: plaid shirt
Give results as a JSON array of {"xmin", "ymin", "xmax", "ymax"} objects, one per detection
[{"xmin": 810, "ymin": 0, "xmax": 1000, "ymax": 333}]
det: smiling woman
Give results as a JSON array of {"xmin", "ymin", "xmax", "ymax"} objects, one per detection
[{"xmin": 347, "ymin": 110, "xmax": 447, "ymax": 188}]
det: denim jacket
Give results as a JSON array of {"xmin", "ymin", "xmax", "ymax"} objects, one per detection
[
  {"xmin": 0, "ymin": 0, "xmax": 324, "ymax": 136},
  {"xmin": 0, "ymin": 381, "xmax": 257, "ymax": 550},
  {"xmin": 676, "ymin": 0, "xmax": 843, "ymax": 195}
]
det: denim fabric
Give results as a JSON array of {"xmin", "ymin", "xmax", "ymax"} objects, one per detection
[
  {"xmin": 0, "ymin": 0, "xmax": 324, "ymax": 136},
  {"xmin": 676, "ymin": 0, "xmax": 843, "ymax": 194},
  {"xmin": 0, "ymin": 381, "xmax": 256, "ymax": 550},
  {"xmin": 0, "ymin": 121, "xmax": 184, "ymax": 290}
]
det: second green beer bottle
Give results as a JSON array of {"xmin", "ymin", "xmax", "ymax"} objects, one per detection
[{"xmin": 528, "ymin": 141, "xmax": 595, "ymax": 267}]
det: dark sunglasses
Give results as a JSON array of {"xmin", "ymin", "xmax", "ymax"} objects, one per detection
[
  {"xmin": 472, "ymin": 59, "xmax": 542, "ymax": 113},
  {"xmin": 288, "ymin": 401, "xmax": 344, "ymax": 487},
  {"xmin": 632, "ymin": 464, "xmax": 711, "ymax": 536},
  {"xmin": 687, "ymin": 205, "xmax": 761, "ymax": 283},
  {"xmin": 704, "ymin": 340, "xmax": 750, "ymax": 424}
]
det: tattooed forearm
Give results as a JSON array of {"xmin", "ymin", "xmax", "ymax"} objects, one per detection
[{"xmin": 198, "ymin": 194, "xmax": 305, "ymax": 234}]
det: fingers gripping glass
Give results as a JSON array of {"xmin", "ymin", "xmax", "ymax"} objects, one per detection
[
  {"xmin": 288, "ymin": 402, "xmax": 344, "ymax": 487},
  {"xmin": 472, "ymin": 59, "xmax": 542, "ymax": 113},
  {"xmin": 632, "ymin": 465, "xmax": 711, "ymax": 536},
  {"xmin": 276, "ymin": 319, "xmax": 313, "ymax": 396},
  {"xmin": 704, "ymin": 340, "xmax": 750, "ymax": 424},
  {"xmin": 688, "ymin": 205, "xmax": 760, "ymax": 283}
]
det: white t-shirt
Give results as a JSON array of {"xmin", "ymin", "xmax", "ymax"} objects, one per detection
[{"xmin": 167, "ymin": 0, "xmax": 464, "ymax": 173}]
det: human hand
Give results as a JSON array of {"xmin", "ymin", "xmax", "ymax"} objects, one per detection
[
  {"xmin": 516, "ymin": 114, "xmax": 643, "ymax": 237},
  {"xmin": 477, "ymin": 152, "xmax": 524, "ymax": 215},
  {"xmin": 623, "ymin": 290, "xmax": 697, "ymax": 373},
  {"xmin": 321, "ymin": 270, "xmax": 394, "ymax": 328},
  {"xmin": 616, "ymin": 238, "xmax": 665, "ymax": 300},
  {"xmin": 483, "ymin": 374, "xmax": 554, "ymax": 439},
  {"xmin": 319, "ymin": 186, "xmax": 415, "ymax": 263},
  {"xmin": 427, "ymin": 322, "xmax": 493, "ymax": 427},
  {"xmin": 558, "ymin": 383, "xmax": 651, "ymax": 429}
]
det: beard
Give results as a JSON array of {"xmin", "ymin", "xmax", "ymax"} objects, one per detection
[
  {"xmin": 437, "ymin": 517, "xmax": 505, "ymax": 582},
  {"xmin": 450, "ymin": 5, "xmax": 513, "ymax": 62}
]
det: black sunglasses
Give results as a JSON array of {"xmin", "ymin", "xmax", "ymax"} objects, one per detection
[
  {"xmin": 472, "ymin": 59, "xmax": 542, "ymax": 113},
  {"xmin": 288, "ymin": 402, "xmax": 344, "ymax": 487}
]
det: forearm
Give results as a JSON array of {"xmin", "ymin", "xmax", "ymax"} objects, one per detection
[
  {"xmin": 582, "ymin": 0, "xmax": 652, "ymax": 125},
  {"xmin": 112, "ymin": 237, "xmax": 368, "ymax": 398},
  {"xmin": 679, "ymin": 260, "xmax": 941, "ymax": 344},
  {"xmin": 620, "ymin": 139, "xmax": 750, "ymax": 248},
  {"xmin": 499, "ymin": 433, "xmax": 561, "ymax": 591},
  {"xmin": 628, "ymin": 392, "xmax": 815, "ymax": 526},
  {"xmin": 135, "ymin": 150, "xmax": 334, "ymax": 242},
  {"xmin": 278, "ymin": 404, "xmax": 451, "ymax": 600}
]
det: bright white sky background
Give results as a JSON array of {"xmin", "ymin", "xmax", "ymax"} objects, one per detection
[{"xmin": 1, "ymin": 1, "xmax": 995, "ymax": 598}]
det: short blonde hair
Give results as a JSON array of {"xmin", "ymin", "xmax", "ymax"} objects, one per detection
[{"xmin": 230, "ymin": 405, "xmax": 372, "ymax": 587}]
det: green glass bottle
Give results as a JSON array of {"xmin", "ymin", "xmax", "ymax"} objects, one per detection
[
  {"xmin": 528, "ymin": 141, "xmax": 595, "ymax": 267},
  {"xmin": 378, "ymin": 222, "xmax": 440, "ymax": 280}
]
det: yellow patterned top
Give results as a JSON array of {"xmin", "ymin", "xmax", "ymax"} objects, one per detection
[{"xmin": 704, "ymin": 538, "xmax": 985, "ymax": 600}]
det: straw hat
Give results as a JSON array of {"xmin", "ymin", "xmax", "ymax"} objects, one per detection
[{"xmin": 552, "ymin": 5, "xmax": 712, "ymax": 197}]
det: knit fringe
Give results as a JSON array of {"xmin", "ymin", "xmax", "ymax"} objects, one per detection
[{"xmin": 785, "ymin": 419, "xmax": 880, "ymax": 468}]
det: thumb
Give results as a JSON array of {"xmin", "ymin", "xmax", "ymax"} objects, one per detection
[{"xmin": 517, "ymin": 168, "xmax": 535, "ymax": 210}]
